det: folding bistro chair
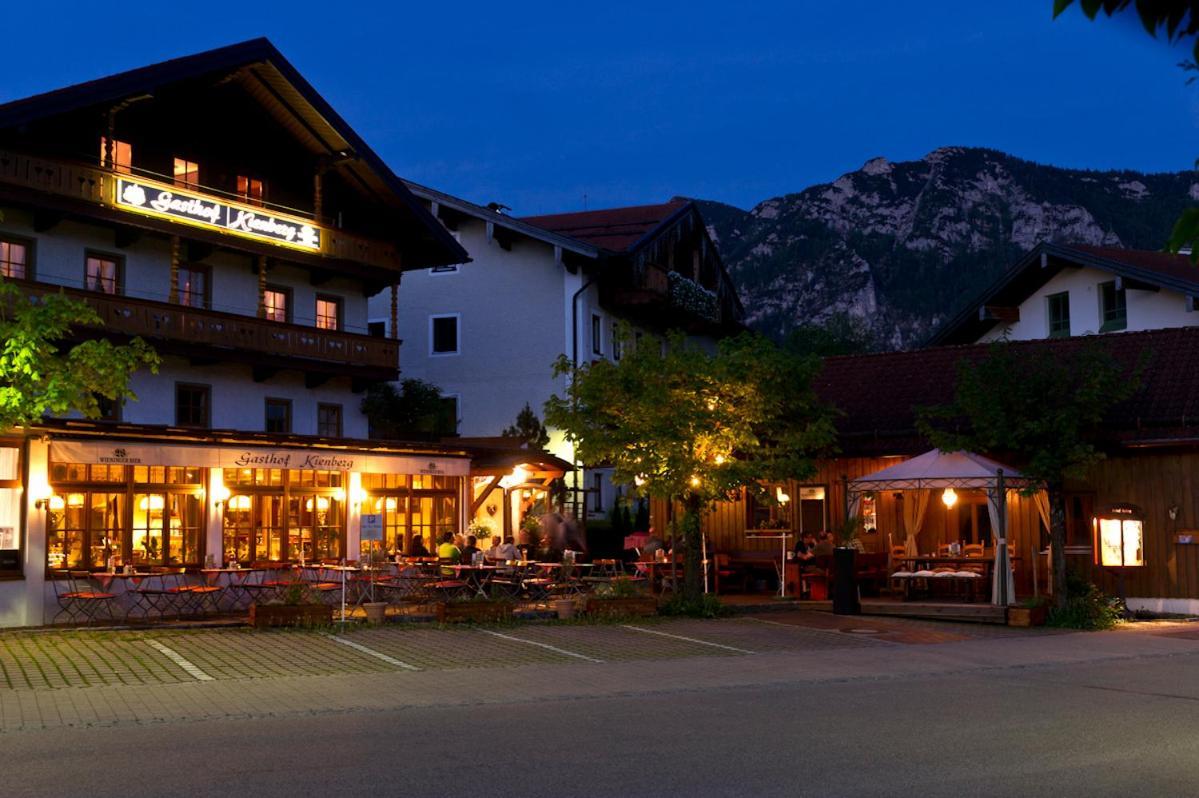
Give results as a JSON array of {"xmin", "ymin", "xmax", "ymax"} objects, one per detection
[
  {"xmin": 52, "ymin": 571, "xmax": 118, "ymax": 625},
  {"xmin": 127, "ymin": 567, "xmax": 192, "ymax": 621}
]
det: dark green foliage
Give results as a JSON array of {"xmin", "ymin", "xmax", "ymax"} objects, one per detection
[
  {"xmin": 659, "ymin": 593, "xmax": 728, "ymax": 619},
  {"xmin": 361, "ymin": 379, "xmax": 457, "ymax": 440},
  {"xmin": 784, "ymin": 314, "xmax": 872, "ymax": 358},
  {"xmin": 1046, "ymin": 570, "xmax": 1123, "ymax": 630},
  {"xmin": 633, "ymin": 500, "xmax": 649, "ymax": 533},
  {"xmin": 501, "ymin": 402, "xmax": 550, "ymax": 448}
]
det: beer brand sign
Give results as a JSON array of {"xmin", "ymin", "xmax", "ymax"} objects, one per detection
[{"xmin": 114, "ymin": 176, "xmax": 322, "ymax": 252}]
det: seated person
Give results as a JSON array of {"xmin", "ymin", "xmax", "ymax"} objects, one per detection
[
  {"xmin": 494, "ymin": 536, "xmax": 519, "ymax": 561},
  {"xmin": 460, "ymin": 535, "xmax": 481, "ymax": 564},
  {"xmin": 485, "ymin": 535, "xmax": 503, "ymax": 559},
  {"xmin": 437, "ymin": 531, "xmax": 461, "ymax": 575},
  {"xmin": 408, "ymin": 536, "xmax": 430, "ymax": 558},
  {"xmin": 813, "ymin": 530, "xmax": 835, "ymax": 557},
  {"xmin": 793, "ymin": 531, "xmax": 817, "ymax": 563}
]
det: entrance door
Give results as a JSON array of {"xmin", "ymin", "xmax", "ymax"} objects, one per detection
[{"xmin": 798, "ymin": 486, "xmax": 827, "ymax": 534}]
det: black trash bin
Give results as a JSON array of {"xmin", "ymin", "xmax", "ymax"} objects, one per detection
[{"xmin": 832, "ymin": 547, "xmax": 860, "ymax": 615}]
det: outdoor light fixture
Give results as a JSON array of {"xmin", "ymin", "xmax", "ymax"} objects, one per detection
[
  {"xmin": 211, "ymin": 484, "xmax": 231, "ymax": 508},
  {"xmin": 941, "ymin": 487, "xmax": 958, "ymax": 508},
  {"xmin": 30, "ymin": 477, "xmax": 53, "ymax": 510},
  {"xmin": 500, "ymin": 465, "xmax": 530, "ymax": 490},
  {"xmin": 634, "ymin": 475, "xmax": 646, "ymax": 487},
  {"xmin": 689, "ymin": 475, "xmax": 701, "ymax": 488},
  {"xmin": 776, "ymin": 487, "xmax": 791, "ymax": 505},
  {"xmin": 1093, "ymin": 504, "xmax": 1145, "ymax": 568},
  {"xmin": 48, "ymin": 495, "xmax": 65, "ymax": 512}
]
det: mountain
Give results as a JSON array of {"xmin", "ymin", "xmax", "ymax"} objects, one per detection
[{"xmin": 696, "ymin": 147, "xmax": 1199, "ymax": 349}]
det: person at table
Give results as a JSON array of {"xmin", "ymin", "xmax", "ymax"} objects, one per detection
[
  {"xmin": 409, "ymin": 536, "xmax": 430, "ymax": 558},
  {"xmin": 437, "ymin": 532, "xmax": 461, "ymax": 575},
  {"xmin": 489, "ymin": 535, "xmax": 518, "ymax": 561},
  {"xmin": 485, "ymin": 535, "xmax": 502, "ymax": 559},
  {"xmin": 813, "ymin": 530, "xmax": 835, "ymax": 557},
  {"xmin": 461, "ymin": 534, "xmax": 481, "ymax": 564},
  {"xmin": 793, "ymin": 531, "xmax": 817, "ymax": 563}
]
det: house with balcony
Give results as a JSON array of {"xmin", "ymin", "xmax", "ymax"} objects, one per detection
[
  {"xmin": 928, "ymin": 242, "xmax": 1199, "ymax": 345},
  {"xmin": 0, "ymin": 39, "xmax": 482, "ymax": 626},
  {"xmin": 374, "ymin": 193, "xmax": 743, "ymax": 518}
]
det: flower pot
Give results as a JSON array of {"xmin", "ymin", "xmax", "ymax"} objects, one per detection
[
  {"xmin": 249, "ymin": 603, "xmax": 333, "ymax": 629},
  {"xmin": 584, "ymin": 596, "xmax": 658, "ymax": 618},
  {"xmin": 1008, "ymin": 605, "xmax": 1048, "ymax": 627},
  {"xmin": 363, "ymin": 601, "xmax": 388, "ymax": 625},
  {"xmin": 832, "ymin": 547, "xmax": 861, "ymax": 615},
  {"xmin": 554, "ymin": 599, "xmax": 576, "ymax": 620}
]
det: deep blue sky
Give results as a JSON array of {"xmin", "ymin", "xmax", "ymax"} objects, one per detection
[{"xmin": 1, "ymin": 1, "xmax": 1194, "ymax": 213}]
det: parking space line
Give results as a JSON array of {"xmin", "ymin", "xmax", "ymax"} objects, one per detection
[
  {"xmin": 481, "ymin": 630, "xmax": 603, "ymax": 663},
  {"xmin": 146, "ymin": 640, "xmax": 214, "ymax": 681},
  {"xmin": 328, "ymin": 636, "xmax": 420, "ymax": 671},
  {"xmin": 620, "ymin": 624, "xmax": 755, "ymax": 654}
]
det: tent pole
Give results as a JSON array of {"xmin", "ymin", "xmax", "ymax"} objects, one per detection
[{"xmin": 997, "ymin": 469, "xmax": 1007, "ymax": 606}]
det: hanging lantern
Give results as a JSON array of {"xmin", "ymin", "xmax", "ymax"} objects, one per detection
[
  {"xmin": 941, "ymin": 487, "xmax": 958, "ymax": 508},
  {"xmin": 1093, "ymin": 504, "xmax": 1145, "ymax": 568}
]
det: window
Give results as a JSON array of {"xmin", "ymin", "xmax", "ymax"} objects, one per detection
[
  {"xmin": 0, "ymin": 237, "xmax": 29, "ymax": 279},
  {"xmin": 591, "ymin": 314, "xmax": 603, "ymax": 355},
  {"xmin": 315, "ymin": 295, "xmax": 342, "ymax": 331},
  {"xmin": 439, "ymin": 395, "xmax": 459, "ymax": 435},
  {"xmin": 0, "ymin": 445, "xmax": 22, "ymax": 573},
  {"xmin": 1065, "ymin": 493, "xmax": 1096, "ymax": 550},
  {"xmin": 431, "ymin": 314, "xmax": 459, "ymax": 355},
  {"xmin": 95, "ymin": 393, "xmax": 121, "ymax": 422},
  {"xmin": 178, "ymin": 264, "xmax": 209, "ymax": 308},
  {"xmin": 237, "ymin": 175, "xmax": 265, "ymax": 206},
  {"xmin": 265, "ymin": 398, "xmax": 292, "ymax": 434},
  {"xmin": 1047, "ymin": 291, "xmax": 1070, "ymax": 338},
  {"xmin": 430, "ymin": 232, "xmax": 461, "ymax": 273},
  {"xmin": 263, "ymin": 286, "xmax": 290, "ymax": 323},
  {"xmin": 612, "ymin": 322, "xmax": 622, "ymax": 360},
  {"xmin": 368, "ymin": 320, "xmax": 387, "ymax": 338},
  {"xmin": 175, "ymin": 383, "xmax": 210, "ymax": 428},
  {"xmin": 317, "ymin": 403, "xmax": 343, "ymax": 437},
  {"xmin": 592, "ymin": 473, "xmax": 604, "ymax": 513},
  {"xmin": 1100, "ymin": 280, "xmax": 1127, "ymax": 332},
  {"xmin": 100, "ymin": 137, "xmax": 132, "ymax": 173},
  {"xmin": 85, "ymin": 253, "xmax": 121, "ymax": 295},
  {"xmin": 173, "ymin": 157, "xmax": 200, "ymax": 189}
]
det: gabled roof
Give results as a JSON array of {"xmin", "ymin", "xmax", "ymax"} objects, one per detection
[
  {"xmin": 816, "ymin": 326, "xmax": 1199, "ymax": 456},
  {"xmin": 403, "ymin": 180, "xmax": 601, "ymax": 259},
  {"xmin": 928, "ymin": 242, "xmax": 1199, "ymax": 345},
  {"xmin": 0, "ymin": 38, "xmax": 468, "ymax": 268},
  {"xmin": 521, "ymin": 200, "xmax": 689, "ymax": 253}
]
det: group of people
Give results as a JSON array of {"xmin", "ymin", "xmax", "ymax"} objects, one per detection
[
  {"xmin": 429, "ymin": 512, "xmax": 587, "ymax": 567},
  {"xmin": 793, "ymin": 529, "xmax": 836, "ymax": 563}
]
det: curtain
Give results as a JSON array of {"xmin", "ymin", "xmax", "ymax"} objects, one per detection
[
  {"xmin": 986, "ymin": 486, "xmax": 1016, "ymax": 605},
  {"xmin": 902, "ymin": 489, "xmax": 930, "ymax": 556},
  {"xmin": 1032, "ymin": 490, "xmax": 1052, "ymax": 595}
]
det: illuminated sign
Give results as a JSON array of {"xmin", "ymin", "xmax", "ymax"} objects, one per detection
[{"xmin": 114, "ymin": 176, "xmax": 322, "ymax": 251}]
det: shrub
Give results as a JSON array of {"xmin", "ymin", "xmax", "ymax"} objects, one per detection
[
  {"xmin": 1047, "ymin": 571, "xmax": 1123, "ymax": 631},
  {"xmin": 659, "ymin": 593, "xmax": 727, "ymax": 619}
]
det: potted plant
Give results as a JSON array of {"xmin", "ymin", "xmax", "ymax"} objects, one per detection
[
  {"xmin": 833, "ymin": 514, "xmax": 863, "ymax": 615},
  {"xmin": 249, "ymin": 581, "xmax": 333, "ymax": 629},
  {"xmin": 584, "ymin": 577, "xmax": 658, "ymax": 618},
  {"xmin": 1008, "ymin": 596, "xmax": 1049, "ymax": 627}
]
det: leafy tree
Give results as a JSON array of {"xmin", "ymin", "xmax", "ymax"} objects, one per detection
[
  {"xmin": 917, "ymin": 342, "xmax": 1136, "ymax": 609},
  {"xmin": 546, "ymin": 332, "xmax": 837, "ymax": 603},
  {"xmin": 1054, "ymin": 0, "xmax": 1199, "ymax": 257},
  {"xmin": 784, "ymin": 313, "xmax": 873, "ymax": 358},
  {"xmin": 0, "ymin": 278, "xmax": 159, "ymax": 429},
  {"xmin": 361, "ymin": 379, "xmax": 456, "ymax": 440},
  {"xmin": 501, "ymin": 402, "xmax": 550, "ymax": 448}
]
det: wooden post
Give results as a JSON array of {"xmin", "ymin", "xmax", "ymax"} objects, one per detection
[
  {"xmin": 103, "ymin": 110, "xmax": 115, "ymax": 168},
  {"xmin": 390, "ymin": 281, "xmax": 399, "ymax": 339},
  {"xmin": 256, "ymin": 256, "xmax": 267, "ymax": 318},
  {"xmin": 168, "ymin": 236, "xmax": 180, "ymax": 304}
]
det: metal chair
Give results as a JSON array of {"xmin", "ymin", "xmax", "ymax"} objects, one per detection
[
  {"xmin": 51, "ymin": 571, "xmax": 118, "ymax": 625},
  {"xmin": 127, "ymin": 567, "xmax": 191, "ymax": 621}
]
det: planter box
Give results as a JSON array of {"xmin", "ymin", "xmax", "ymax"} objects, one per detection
[
  {"xmin": 584, "ymin": 596, "xmax": 658, "ymax": 618},
  {"xmin": 249, "ymin": 603, "xmax": 333, "ymax": 629},
  {"xmin": 1008, "ymin": 605, "xmax": 1048, "ymax": 627},
  {"xmin": 436, "ymin": 601, "xmax": 512, "ymax": 624}
]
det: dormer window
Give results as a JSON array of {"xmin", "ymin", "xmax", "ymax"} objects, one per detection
[
  {"xmin": 100, "ymin": 137, "xmax": 132, "ymax": 174},
  {"xmin": 173, "ymin": 158, "xmax": 200, "ymax": 190},
  {"xmin": 237, "ymin": 175, "xmax": 265, "ymax": 206}
]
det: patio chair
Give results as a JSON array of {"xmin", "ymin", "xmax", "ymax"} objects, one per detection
[
  {"xmin": 127, "ymin": 567, "xmax": 192, "ymax": 621},
  {"xmin": 51, "ymin": 571, "xmax": 118, "ymax": 625},
  {"xmin": 889, "ymin": 546, "xmax": 913, "ymax": 594}
]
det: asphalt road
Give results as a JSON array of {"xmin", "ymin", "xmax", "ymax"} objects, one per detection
[{"xmin": 8, "ymin": 649, "xmax": 1199, "ymax": 797}]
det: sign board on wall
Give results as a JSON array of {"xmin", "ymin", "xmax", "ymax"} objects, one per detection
[
  {"xmin": 114, "ymin": 176, "xmax": 323, "ymax": 252},
  {"xmin": 360, "ymin": 514, "xmax": 384, "ymax": 541}
]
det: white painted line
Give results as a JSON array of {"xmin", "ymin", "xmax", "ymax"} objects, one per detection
[
  {"xmin": 620, "ymin": 624, "xmax": 755, "ymax": 654},
  {"xmin": 481, "ymin": 630, "xmax": 603, "ymax": 663},
  {"xmin": 146, "ymin": 640, "xmax": 214, "ymax": 681},
  {"xmin": 329, "ymin": 635, "xmax": 420, "ymax": 671}
]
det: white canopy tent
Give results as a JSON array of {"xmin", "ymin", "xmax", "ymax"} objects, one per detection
[{"xmin": 846, "ymin": 449, "xmax": 1038, "ymax": 606}]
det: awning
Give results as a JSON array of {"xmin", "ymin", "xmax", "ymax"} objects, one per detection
[
  {"xmin": 50, "ymin": 440, "xmax": 470, "ymax": 476},
  {"xmin": 847, "ymin": 449, "xmax": 1035, "ymax": 494}
]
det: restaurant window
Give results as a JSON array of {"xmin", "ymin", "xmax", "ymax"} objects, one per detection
[
  {"xmin": 173, "ymin": 157, "xmax": 200, "ymax": 189},
  {"xmin": 591, "ymin": 314, "xmax": 603, "ymax": 355},
  {"xmin": 175, "ymin": 383, "xmax": 210, "ymax": 428},
  {"xmin": 264, "ymin": 398, "xmax": 292, "ymax": 434},
  {"xmin": 178, "ymin": 264, "xmax": 209, "ymax": 309},
  {"xmin": 362, "ymin": 472, "xmax": 459, "ymax": 556},
  {"xmin": 0, "ymin": 446, "xmax": 21, "ymax": 574},
  {"xmin": 1047, "ymin": 291, "xmax": 1070, "ymax": 338},
  {"xmin": 1099, "ymin": 280, "xmax": 1127, "ymax": 332},
  {"xmin": 99, "ymin": 137, "xmax": 132, "ymax": 173},
  {"xmin": 85, "ymin": 253, "xmax": 122, "ymax": 295},
  {"xmin": 0, "ymin": 236, "xmax": 30, "ymax": 279},
  {"xmin": 431, "ymin": 314, "xmax": 459, "ymax": 355},
  {"xmin": 317, "ymin": 403, "xmax": 343, "ymax": 438},
  {"xmin": 315, "ymin": 295, "xmax": 342, "ymax": 331},
  {"xmin": 237, "ymin": 175, "xmax": 265, "ymax": 206},
  {"xmin": 746, "ymin": 483, "xmax": 793, "ymax": 530},
  {"xmin": 263, "ymin": 286, "xmax": 291, "ymax": 323},
  {"xmin": 221, "ymin": 469, "xmax": 345, "ymax": 564}
]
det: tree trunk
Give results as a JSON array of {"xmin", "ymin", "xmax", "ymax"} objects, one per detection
[
  {"xmin": 681, "ymin": 494, "xmax": 703, "ymax": 603},
  {"xmin": 1048, "ymin": 482, "xmax": 1068, "ymax": 611}
]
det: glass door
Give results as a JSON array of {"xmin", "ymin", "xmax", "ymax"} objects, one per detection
[{"xmin": 223, "ymin": 495, "xmax": 253, "ymax": 564}]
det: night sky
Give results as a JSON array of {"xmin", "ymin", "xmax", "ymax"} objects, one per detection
[{"xmin": 1, "ymin": 1, "xmax": 1194, "ymax": 213}]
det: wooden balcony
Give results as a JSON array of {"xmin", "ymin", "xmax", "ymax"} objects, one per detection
[
  {"xmin": 18, "ymin": 280, "xmax": 399, "ymax": 377},
  {"xmin": 0, "ymin": 149, "xmax": 404, "ymax": 273}
]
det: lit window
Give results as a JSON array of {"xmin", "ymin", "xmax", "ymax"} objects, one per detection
[
  {"xmin": 178, "ymin": 264, "xmax": 208, "ymax": 308},
  {"xmin": 85, "ymin": 254, "xmax": 121, "ymax": 295},
  {"xmin": 317, "ymin": 404, "xmax": 343, "ymax": 437},
  {"xmin": 173, "ymin": 158, "xmax": 199, "ymax": 189},
  {"xmin": 315, "ymin": 296, "xmax": 341, "ymax": 331},
  {"xmin": 1047, "ymin": 292, "xmax": 1070, "ymax": 338},
  {"xmin": 264, "ymin": 398, "xmax": 292, "ymax": 434},
  {"xmin": 100, "ymin": 137, "xmax": 132, "ymax": 173},
  {"xmin": 431, "ymin": 315, "xmax": 459, "ymax": 354},
  {"xmin": 263, "ymin": 288, "xmax": 289, "ymax": 323},
  {"xmin": 237, "ymin": 175, "xmax": 265, "ymax": 206},
  {"xmin": 0, "ymin": 238, "xmax": 28, "ymax": 279},
  {"xmin": 1100, "ymin": 281, "xmax": 1127, "ymax": 332}
]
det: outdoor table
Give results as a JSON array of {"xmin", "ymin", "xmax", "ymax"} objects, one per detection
[
  {"xmin": 200, "ymin": 567, "xmax": 261, "ymax": 611},
  {"xmin": 449, "ymin": 564, "xmax": 498, "ymax": 597},
  {"xmin": 896, "ymin": 556, "xmax": 1019, "ymax": 601},
  {"xmin": 746, "ymin": 532, "xmax": 794, "ymax": 598},
  {"xmin": 633, "ymin": 560, "xmax": 684, "ymax": 594}
]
